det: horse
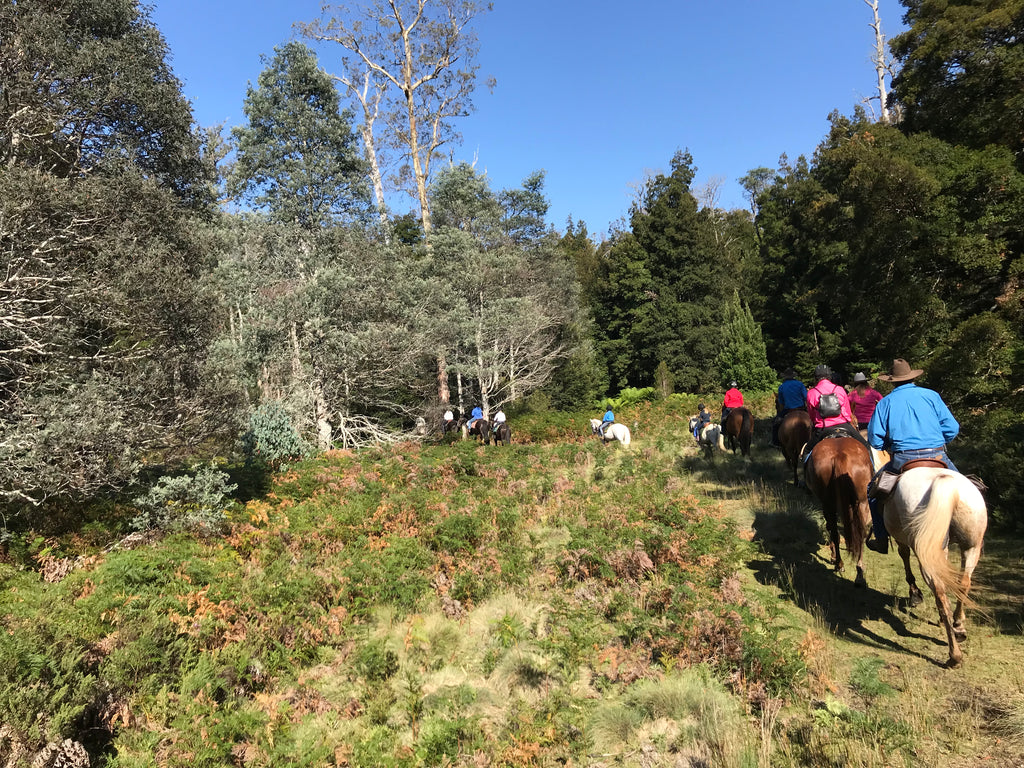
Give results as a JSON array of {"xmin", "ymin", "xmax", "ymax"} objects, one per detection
[
  {"xmin": 491, "ymin": 421, "xmax": 511, "ymax": 446},
  {"xmin": 723, "ymin": 407, "xmax": 753, "ymax": 456},
  {"xmin": 688, "ymin": 416, "xmax": 723, "ymax": 460},
  {"xmin": 778, "ymin": 409, "xmax": 811, "ymax": 485},
  {"xmin": 589, "ymin": 418, "xmax": 631, "ymax": 446},
  {"xmin": 462, "ymin": 418, "xmax": 490, "ymax": 444},
  {"xmin": 804, "ymin": 437, "xmax": 873, "ymax": 587},
  {"xmin": 883, "ymin": 466, "xmax": 987, "ymax": 668}
]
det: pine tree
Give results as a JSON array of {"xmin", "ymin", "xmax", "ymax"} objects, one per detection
[{"xmin": 716, "ymin": 292, "xmax": 776, "ymax": 392}]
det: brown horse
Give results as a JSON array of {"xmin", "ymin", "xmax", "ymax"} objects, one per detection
[
  {"xmin": 778, "ymin": 410, "xmax": 811, "ymax": 485},
  {"xmin": 723, "ymin": 407, "xmax": 753, "ymax": 456},
  {"xmin": 804, "ymin": 437, "xmax": 873, "ymax": 587}
]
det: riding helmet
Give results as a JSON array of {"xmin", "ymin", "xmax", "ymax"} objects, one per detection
[
  {"xmin": 729, "ymin": 381, "xmax": 738, "ymax": 388},
  {"xmin": 813, "ymin": 364, "xmax": 833, "ymax": 381}
]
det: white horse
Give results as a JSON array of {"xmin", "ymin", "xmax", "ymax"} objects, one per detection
[
  {"xmin": 688, "ymin": 416, "xmax": 724, "ymax": 458},
  {"xmin": 884, "ymin": 467, "xmax": 987, "ymax": 668},
  {"xmin": 590, "ymin": 418, "xmax": 631, "ymax": 445}
]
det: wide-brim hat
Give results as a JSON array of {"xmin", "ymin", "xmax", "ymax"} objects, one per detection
[{"xmin": 878, "ymin": 358, "xmax": 923, "ymax": 382}]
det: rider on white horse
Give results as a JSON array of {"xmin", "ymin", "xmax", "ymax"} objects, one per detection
[
  {"xmin": 865, "ymin": 358, "xmax": 960, "ymax": 554},
  {"xmin": 693, "ymin": 403, "xmax": 711, "ymax": 442},
  {"xmin": 599, "ymin": 408, "xmax": 614, "ymax": 439}
]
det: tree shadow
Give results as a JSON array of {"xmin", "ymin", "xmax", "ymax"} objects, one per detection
[{"xmin": 964, "ymin": 532, "xmax": 1024, "ymax": 636}]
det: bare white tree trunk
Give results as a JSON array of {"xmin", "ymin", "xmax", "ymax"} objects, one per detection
[{"xmin": 865, "ymin": 0, "xmax": 892, "ymax": 124}]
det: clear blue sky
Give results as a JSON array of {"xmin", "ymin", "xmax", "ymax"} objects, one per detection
[{"xmin": 150, "ymin": 0, "xmax": 909, "ymax": 239}]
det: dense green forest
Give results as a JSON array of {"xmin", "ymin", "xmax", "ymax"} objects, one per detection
[{"xmin": 2, "ymin": 0, "xmax": 1024, "ymax": 764}]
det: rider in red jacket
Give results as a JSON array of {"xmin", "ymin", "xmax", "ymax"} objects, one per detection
[{"xmin": 721, "ymin": 381, "xmax": 743, "ymax": 423}]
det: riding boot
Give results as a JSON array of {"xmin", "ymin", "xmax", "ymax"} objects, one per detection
[{"xmin": 865, "ymin": 496, "xmax": 889, "ymax": 554}]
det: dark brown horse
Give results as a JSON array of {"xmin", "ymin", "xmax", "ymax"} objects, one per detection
[
  {"xmin": 778, "ymin": 409, "xmax": 811, "ymax": 485},
  {"xmin": 804, "ymin": 437, "xmax": 873, "ymax": 587},
  {"xmin": 462, "ymin": 418, "xmax": 490, "ymax": 444},
  {"xmin": 723, "ymin": 407, "xmax": 753, "ymax": 456},
  {"xmin": 491, "ymin": 421, "xmax": 511, "ymax": 446}
]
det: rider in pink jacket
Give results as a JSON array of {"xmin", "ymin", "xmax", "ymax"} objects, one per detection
[{"xmin": 804, "ymin": 364, "xmax": 869, "ymax": 457}]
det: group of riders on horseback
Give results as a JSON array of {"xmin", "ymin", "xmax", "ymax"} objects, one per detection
[
  {"xmin": 442, "ymin": 405, "xmax": 509, "ymax": 444},
  {"xmin": 774, "ymin": 358, "xmax": 971, "ymax": 554},
  {"xmin": 701, "ymin": 358, "xmax": 973, "ymax": 556}
]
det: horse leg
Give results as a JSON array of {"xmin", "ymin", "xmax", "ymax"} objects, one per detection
[
  {"xmin": 930, "ymin": 578, "xmax": 963, "ymax": 668},
  {"xmin": 898, "ymin": 542, "xmax": 924, "ymax": 607},
  {"xmin": 824, "ymin": 506, "xmax": 843, "ymax": 573},
  {"xmin": 853, "ymin": 499, "xmax": 870, "ymax": 589},
  {"xmin": 952, "ymin": 544, "xmax": 981, "ymax": 642}
]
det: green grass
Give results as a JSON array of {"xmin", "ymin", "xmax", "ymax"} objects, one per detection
[{"xmin": 3, "ymin": 398, "xmax": 1023, "ymax": 767}]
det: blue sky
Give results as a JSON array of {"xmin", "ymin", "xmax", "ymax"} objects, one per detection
[{"xmin": 151, "ymin": 0, "xmax": 909, "ymax": 239}]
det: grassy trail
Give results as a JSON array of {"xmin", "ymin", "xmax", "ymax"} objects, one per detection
[{"xmin": 683, "ymin": 418, "xmax": 1024, "ymax": 767}]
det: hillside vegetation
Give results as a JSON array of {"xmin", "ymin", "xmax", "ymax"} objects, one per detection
[{"xmin": 2, "ymin": 399, "xmax": 1022, "ymax": 767}]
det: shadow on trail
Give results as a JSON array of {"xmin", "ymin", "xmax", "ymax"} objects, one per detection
[
  {"xmin": 966, "ymin": 533, "xmax": 1024, "ymax": 636},
  {"xmin": 748, "ymin": 502, "xmax": 947, "ymax": 666}
]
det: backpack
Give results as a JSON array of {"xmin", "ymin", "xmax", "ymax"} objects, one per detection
[{"xmin": 817, "ymin": 390, "xmax": 842, "ymax": 418}]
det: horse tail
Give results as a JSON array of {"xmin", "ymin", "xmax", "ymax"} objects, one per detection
[
  {"xmin": 620, "ymin": 426, "xmax": 631, "ymax": 446},
  {"xmin": 717, "ymin": 427, "xmax": 726, "ymax": 452},
  {"xmin": 908, "ymin": 474, "xmax": 971, "ymax": 606}
]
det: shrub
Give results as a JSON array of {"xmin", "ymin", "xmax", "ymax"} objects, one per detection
[
  {"xmin": 241, "ymin": 401, "xmax": 309, "ymax": 468},
  {"xmin": 130, "ymin": 464, "xmax": 237, "ymax": 533}
]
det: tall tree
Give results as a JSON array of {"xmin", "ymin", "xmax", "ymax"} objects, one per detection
[
  {"xmin": 0, "ymin": 0, "xmax": 234, "ymax": 507},
  {"xmin": 229, "ymin": 41, "xmax": 370, "ymax": 229},
  {"xmin": 299, "ymin": 0, "xmax": 493, "ymax": 239},
  {"xmin": 890, "ymin": 0, "xmax": 1024, "ymax": 159},
  {"xmin": 593, "ymin": 151, "xmax": 744, "ymax": 392}
]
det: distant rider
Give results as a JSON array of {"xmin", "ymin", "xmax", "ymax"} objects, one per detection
[
  {"xmin": 771, "ymin": 368, "xmax": 807, "ymax": 447},
  {"xmin": 849, "ymin": 372, "xmax": 882, "ymax": 437},
  {"xmin": 721, "ymin": 381, "xmax": 743, "ymax": 424},
  {"xmin": 599, "ymin": 407, "xmax": 615, "ymax": 438},
  {"xmin": 469, "ymin": 405, "xmax": 484, "ymax": 432},
  {"xmin": 693, "ymin": 402, "xmax": 711, "ymax": 442}
]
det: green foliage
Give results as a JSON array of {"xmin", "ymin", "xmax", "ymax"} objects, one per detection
[
  {"xmin": 716, "ymin": 291, "xmax": 777, "ymax": 392},
  {"xmin": 602, "ymin": 387, "xmax": 657, "ymax": 410},
  {"xmin": 229, "ymin": 41, "xmax": 369, "ymax": 227},
  {"xmin": 849, "ymin": 656, "xmax": 895, "ymax": 700},
  {"xmin": 130, "ymin": 464, "xmax": 237, "ymax": 533},
  {"xmin": 242, "ymin": 401, "xmax": 309, "ymax": 468}
]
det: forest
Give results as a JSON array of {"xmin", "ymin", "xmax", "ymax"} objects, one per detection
[{"xmin": 1, "ymin": 0, "xmax": 1024, "ymax": 764}]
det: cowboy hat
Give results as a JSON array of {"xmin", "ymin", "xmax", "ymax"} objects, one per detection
[
  {"xmin": 878, "ymin": 358, "xmax": 923, "ymax": 383},
  {"xmin": 852, "ymin": 372, "xmax": 868, "ymax": 384}
]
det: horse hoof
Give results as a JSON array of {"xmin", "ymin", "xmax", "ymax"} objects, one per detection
[
  {"xmin": 954, "ymin": 628, "xmax": 967, "ymax": 643},
  {"xmin": 946, "ymin": 655, "xmax": 963, "ymax": 669},
  {"xmin": 855, "ymin": 574, "xmax": 867, "ymax": 589}
]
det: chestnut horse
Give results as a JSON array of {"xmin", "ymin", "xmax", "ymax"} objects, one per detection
[
  {"xmin": 778, "ymin": 410, "xmax": 811, "ymax": 485},
  {"xmin": 884, "ymin": 467, "xmax": 987, "ymax": 668},
  {"xmin": 723, "ymin": 407, "xmax": 753, "ymax": 456},
  {"xmin": 804, "ymin": 437, "xmax": 873, "ymax": 587}
]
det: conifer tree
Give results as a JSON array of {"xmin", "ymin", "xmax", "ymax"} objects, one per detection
[{"xmin": 715, "ymin": 292, "xmax": 776, "ymax": 392}]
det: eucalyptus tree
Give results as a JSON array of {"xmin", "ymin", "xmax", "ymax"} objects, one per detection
[
  {"xmin": 299, "ymin": 0, "xmax": 493, "ymax": 239},
  {"xmin": 0, "ymin": 0, "xmax": 235, "ymax": 509},
  {"xmin": 422, "ymin": 164, "xmax": 581, "ymax": 414}
]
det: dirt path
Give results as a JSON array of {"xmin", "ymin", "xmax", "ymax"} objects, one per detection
[{"xmin": 681, "ymin": 439, "xmax": 1024, "ymax": 766}]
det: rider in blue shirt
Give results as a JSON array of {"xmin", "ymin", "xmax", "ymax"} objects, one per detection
[
  {"xmin": 600, "ymin": 408, "xmax": 614, "ymax": 438},
  {"xmin": 771, "ymin": 368, "xmax": 808, "ymax": 447},
  {"xmin": 469, "ymin": 405, "xmax": 484, "ymax": 430},
  {"xmin": 865, "ymin": 358, "xmax": 959, "ymax": 554}
]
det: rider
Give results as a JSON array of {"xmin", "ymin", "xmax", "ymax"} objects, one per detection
[
  {"xmin": 804, "ymin": 364, "xmax": 868, "ymax": 458},
  {"xmin": 721, "ymin": 381, "xmax": 743, "ymax": 424},
  {"xmin": 599, "ymin": 406, "xmax": 615, "ymax": 438},
  {"xmin": 865, "ymin": 358, "xmax": 960, "ymax": 554},
  {"xmin": 469, "ymin": 405, "xmax": 484, "ymax": 432},
  {"xmin": 443, "ymin": 408, "xmax": 455, "ymax": 433},
  {"xmin": 849, "ymin": 372, "xmax": 882, "ymax": 437},
  {"xmin": 771, "ymin": 368, "xmax": 808, "ymax": 447},
  {"xmin": 693, "ymin": 402, "xmax": 711, "ymax": 441},
  {"xmin": 492, "ymin": 408, "xmax": 507, "ymax": 433}
]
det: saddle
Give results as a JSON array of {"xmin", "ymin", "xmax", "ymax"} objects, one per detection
[{"xmin": 870, "ymin": 458, "xmax": 949, "ymax": 500}]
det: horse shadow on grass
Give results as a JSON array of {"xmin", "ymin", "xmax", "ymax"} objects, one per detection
[{"xmin": 747, "ymin": 484, "xmax": 951, "ymax": 666}]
